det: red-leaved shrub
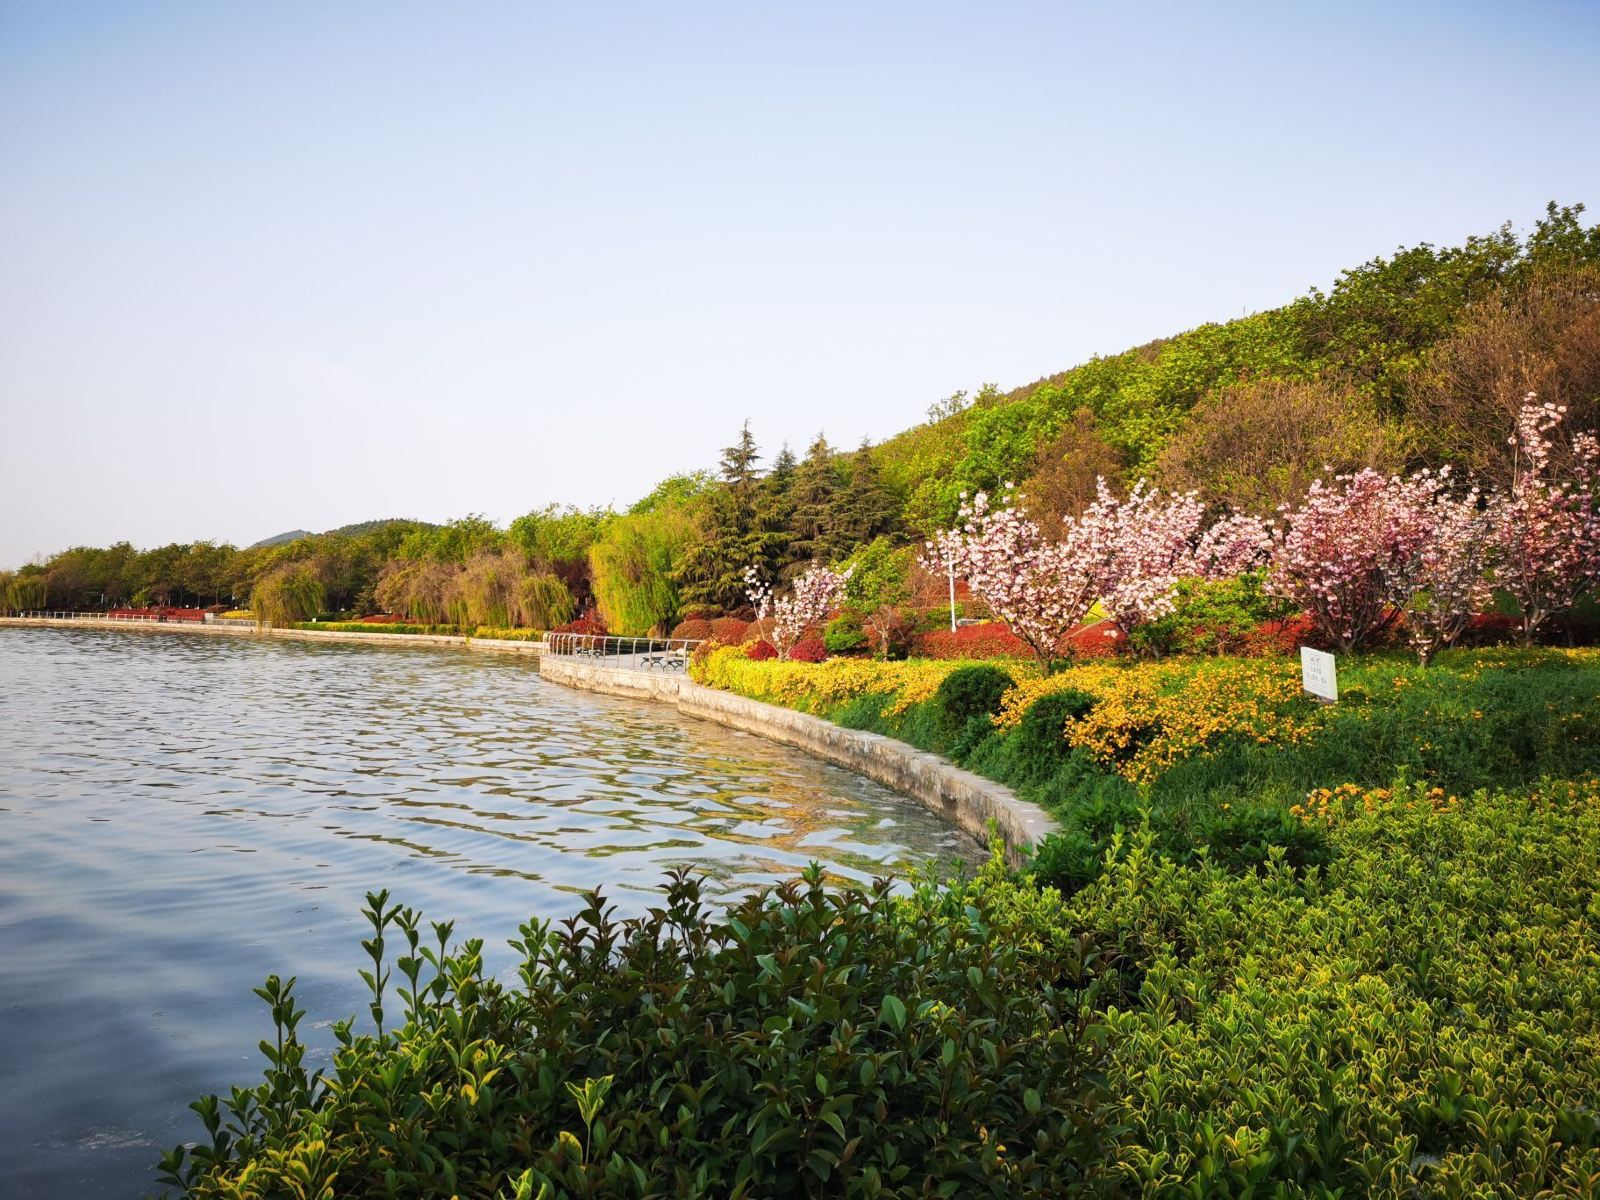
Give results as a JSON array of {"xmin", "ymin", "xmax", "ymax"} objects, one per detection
[
  {"xmin": 1061, "ymin": 621, "xmax": 1123, "ymax": 659},
  {"xmin": 554, "ymin": 614, "xmax": 608, "ymax": 637},
  {"xmin": 746, "ymin": 640, "xmax": 777, "ymax": 660},
  {"xmin": 788, "ymin": 638, "xmax": 827, "ymax": 663},
  {"xmin": 671, "ymin": 618, "xmax": 715, "ymax": 640},
  {"xmin": 913, "ymin": 622, "xmax": 1033, "ymax": 660},
  {"xmin": 1242, "ymin": 613, "xmax": 1326, "ymax": 656},
  {"xmin": 710, "ymin": 617, "xmax": 751, "ymax": 644}
]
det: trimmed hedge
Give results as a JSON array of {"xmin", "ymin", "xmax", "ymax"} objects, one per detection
[{"xmin": 292, "ymin": 621, "xmax": 462, "ymax": 636}]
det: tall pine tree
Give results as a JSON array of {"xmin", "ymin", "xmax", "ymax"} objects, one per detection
[
  {"xmin": 824, "ymin": 438, "xmax": 899, "ymax": 559},
  {"xmin": 784, "ymin": 433, "xmax": 841, "ymax": 576},
  {"xmin": 674, "ymin": 423, "xmax": 787, "ymax": 611}
]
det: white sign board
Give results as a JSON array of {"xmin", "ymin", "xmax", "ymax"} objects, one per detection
[{"xmin": 1300, "ymin": 647, "xmax": 1338, "ymax": 702}]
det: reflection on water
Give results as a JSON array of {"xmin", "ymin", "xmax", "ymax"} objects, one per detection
[{"xmin": 0, "ymin": 627, "xmax": 979, "ymax": 1198}]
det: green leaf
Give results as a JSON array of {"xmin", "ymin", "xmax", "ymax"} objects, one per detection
[{"xmin": 880, "ymin": 995, "xmax": 907, "ymax": 1031}]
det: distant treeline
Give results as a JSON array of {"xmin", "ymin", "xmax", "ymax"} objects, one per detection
[{"xmin": 5, "ymin": 202, "xmax": 1597, "ymax": 634}]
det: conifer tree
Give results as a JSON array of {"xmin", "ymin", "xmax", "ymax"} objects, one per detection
[
  {"xmin": 757, "ymin": 443, "xmax": 797, "ymax": 574},
  {"xmin": 786, "ymin": 434, "xmax": 841, "ymax": 575},
  {"xmin": 674, "ymin": 423, "xmax": 787, "ymax": 611},
  {"xmin": 825, "ymin": 439, "xmax": 899, "ymax": 559}
]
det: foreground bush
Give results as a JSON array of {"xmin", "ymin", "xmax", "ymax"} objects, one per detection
[
  {"xmin": 1076, "ymin": 781, "xmax": 1600, "ymax": 1196},
  {"xmin": 161, "ymin": 869, "xmax": 1113, "ymax": 1200},
  {"xmin": 162, "ymin": 782, "xmax": 1600, "ymax": 1198}
]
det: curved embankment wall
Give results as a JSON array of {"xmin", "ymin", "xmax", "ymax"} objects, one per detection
[
  {"xmin": 537, "ymin": 655, "xmax": 1057, "ymax": 860},
  {"xmin": 0, "ymin": 616, "xmax": 543, "ymax": 656}
]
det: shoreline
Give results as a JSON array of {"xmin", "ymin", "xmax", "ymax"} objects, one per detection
[{"xmin": 0, "ymin": 615, "xmax": 543, "ymax": 655}]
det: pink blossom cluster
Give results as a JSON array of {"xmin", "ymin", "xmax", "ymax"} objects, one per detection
[
  {"xmin": 924, "ymin": 481, "xmax": 1266, "ymax": 660},
  {"xmin": 1192, "ymin": 512, "xmax": 1275, "ymax": 578},
  {"xmin": 923, "ymin": 486, "xmax": 1099, "ymax": 662},
  {"xmin": 1407, "ymin": 485, "xmax": 1492, "ymax": 665},
  {"xmin": 1267, "ymin": 468, "xmax": 1447, "ymax": 652},
  {"xmin": 743, "ymin": 563, "xmax": 851, "ymax": 660},
  {"xmin": 928, "ymin": 397, "xmax": 1600, "ymax": 663},
  {"xmin": 1067, "ymin": 479, "xmax": 1211, "ymax": 634},
  {"xmin": 1488, "ymin": 397, "xmax": 1600, "ymax": 641}
]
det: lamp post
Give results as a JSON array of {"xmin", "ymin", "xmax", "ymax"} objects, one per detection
[{"xmin": 948, "ymin": 560, "xmax": 957, "ymax": 632}]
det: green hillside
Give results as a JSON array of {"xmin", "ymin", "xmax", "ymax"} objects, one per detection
[{"xmin": 872, "ymin": 200, "xmax": 1600, "ymax": 534}]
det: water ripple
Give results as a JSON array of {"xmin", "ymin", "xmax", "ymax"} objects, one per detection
[{"xmin": 0, "ymin": 627, "xmax": 979, "ymax": 1198}]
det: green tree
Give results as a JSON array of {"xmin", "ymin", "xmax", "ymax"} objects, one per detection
[
  {"xmin": 786, "ymin": 433, "xmax": 841, "ymax": 573},
  {"xmin": 824, "ymin": 438, "xmax": 899, "ymax": 558},
  {"xmin": 843, "ymin": 536, "xmax": 914, "ymax": 656},
  {"xmin": 589, "ymin": 507, "xmax": 694, "ymax": 635},
  {"xmin": 674, "ymin": 424, "xmax": 787, "ymax": 611}
]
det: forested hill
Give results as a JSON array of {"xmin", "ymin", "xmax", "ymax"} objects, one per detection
[
  {"xmin": 870, "ymin": 200, "xmax": 1600, "ymax": 533},
  {"xmin": 5, "ymin": 202, "xmax": 1598, "ymax": 633}
]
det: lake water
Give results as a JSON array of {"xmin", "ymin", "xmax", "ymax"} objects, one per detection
[{"xmin": 0, "ymin": 627, "xmax": 979, "ymax": 1198}]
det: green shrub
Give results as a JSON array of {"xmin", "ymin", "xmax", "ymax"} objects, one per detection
[
  {"xmin": 1010, "ymin": 689, "xmax": 1097, "ymax": 787},
  {"xmin": 162, "ymin": 870, "xmax": 1114, "ymax": 1199},
  {"xmin": 1129, "ymin": 571, "xmax": 1288, "ymax": 657},
  {"xmin": 823, "ymin": 614, "xmax": 868, "ymax": 655},
  {"xmin": 1070, "ymin": 781, "xmax": 1600, "ymax": 1196},
  {"xmin": 932, "ymin": 665, "xmax": 1013, "ymax": 737},
  {"xmin": 1194, "ymin": 801, "xmax": 1333, "ymax": 875}
]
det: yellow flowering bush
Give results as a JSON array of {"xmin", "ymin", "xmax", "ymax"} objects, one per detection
[
  {"xmin": 1070, "ymin": 660, "xmax": 1325, "ymax": 784},
  {"xmin": 1293, "ymin": 776, "xmax": 1600, "ymax": 825},
  {"xmin": 993, "ymin": 659, "xmax": 1325, "ymax": 785},
  {"xmin": 690, "ymin": 644, "xmax": 1035, "ymax": 716}
]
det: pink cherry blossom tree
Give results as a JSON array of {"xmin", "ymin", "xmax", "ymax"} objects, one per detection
[
  {"xmin": 1268, "ymin": 468, "xmax": 1444, "ymax": 652},
  {"xmin": 1064, "ymin": 479, "xmax": 1209, "ymax": 637},
  {"xmin": 1406, "ymin": 483, "xmax": 1493, "ymax": 666},
  {"xmin": 743, "ymin": 563, "xmax": 851, "ymax": 661},
  {"xmin": 923, "ymin": 487, "xmax": 1098, "ymax": 664},
  {"xmin": 1192, "ymin": 511, "xmax": 1276, "ymax": 579},
  {"xmin": 1488, "ymin": 397, "xmax": 1600, "ymax": 644}
]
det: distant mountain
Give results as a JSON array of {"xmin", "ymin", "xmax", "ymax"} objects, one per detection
[
  {"xmin": 323, "ymin": 518, "xmax": 437, "ymax": 538},
  {"xmin": 246, "ymin": 518, "xmax": 437, "ymax": 550},
  {"xmin": 247, "ymin": 529, "xmax": 313, "ymax": 549}
]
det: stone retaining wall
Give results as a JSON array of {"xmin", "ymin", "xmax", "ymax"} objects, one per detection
[{"xmin": 537, "ymin": 655, "xmax": 1056, "ymax": 859}]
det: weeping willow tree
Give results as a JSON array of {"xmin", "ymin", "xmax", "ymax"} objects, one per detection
[
  {"xmin": 373, "ymin": 560, "xmax": 459, "ymax": 625},
  {"xmin": 452, "ymin": 551, "xmax": 519, "ymax": 628},
  {"xmin": 1, "ymin": 571, "xmax": 47, "ymax": 614},
  {"xmin": 588, "ymin": 507, "xmax": 693, "ymax": 635},
  {"xmin": 369, "ymin": 553, "xmax": 572, "ymax": 630},
  {"xmin": 515, "ymin": 570, "xmax": 574, "ymax": 628},
  {"xmin": 249, "ymin": 564, "xmax": 325, "ymax": 628}
]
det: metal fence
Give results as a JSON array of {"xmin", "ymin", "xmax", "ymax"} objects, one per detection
[
  {"xmin": 17, "ymin": 610, "xmax": 162, "ymax": 622},
  {"xmin": 544, "ymin": 632, "xmax": 703, "ymax": 672}
]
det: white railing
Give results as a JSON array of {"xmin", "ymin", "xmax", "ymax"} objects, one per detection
[
  {"xmin": 544, "ymin": 632, "xmax": 703, "ymax": 672},
  {"xmin": 13, "ymin": 610, "xmax": 221, "ymax": 624}
]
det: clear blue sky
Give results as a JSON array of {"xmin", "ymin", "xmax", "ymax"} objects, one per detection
[{"xmin": 3, "ymin": 0, "xmax": 1597, "ymax": 567}]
